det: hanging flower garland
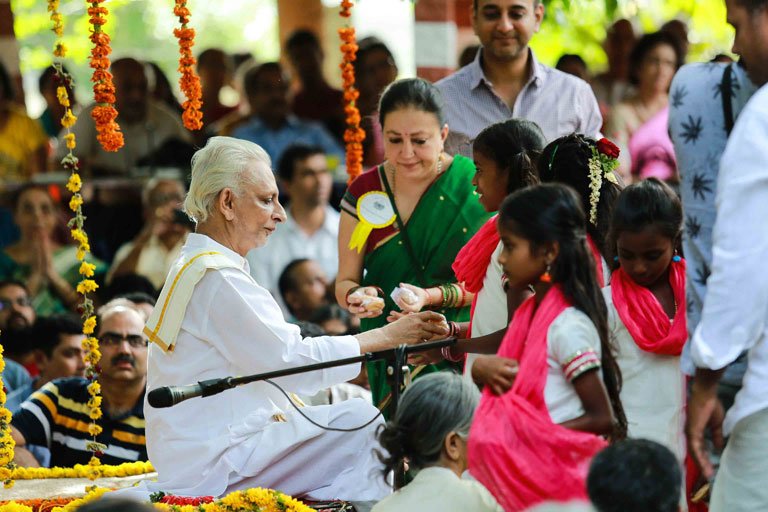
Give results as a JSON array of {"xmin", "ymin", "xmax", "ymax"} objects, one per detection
[
  {"xmin": 339, "ymin": 0, "xmax": 365, "ymax": 183},
  {"xmin": 173, "ymin": 0, "xmax": 203, "ymax": 130},
  {"xmin": 87, "ymin": 0, "xmax": 123, "ymax": 152},
  {"xmin": 0, "ymin": 346, "xmax": 16, "ymax": 489}
]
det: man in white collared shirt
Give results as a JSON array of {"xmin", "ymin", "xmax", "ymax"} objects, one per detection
[
  {"xmin": 247, "ymin": 144, "xmax": 339, "ymax": 305},
  {"xmin": 121, "ymin": 137, "xmax": 447, "ymax": 502},
  {"xmin": 687, "ymin": 1, "xmax": 768, "ymax": 509},
  {"xmin": 436, "ymin": 0, "xmax": 602, "ymax": 150}
]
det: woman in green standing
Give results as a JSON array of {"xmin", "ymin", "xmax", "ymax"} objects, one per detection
[{"xmin": 336, "ymin": 78, "xmax": 489, "ymax": 413}]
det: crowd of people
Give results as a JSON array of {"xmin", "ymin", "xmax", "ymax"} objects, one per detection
[{"xmin": 1, "ymin": 0, "xmax": 767, "ymax": 510}]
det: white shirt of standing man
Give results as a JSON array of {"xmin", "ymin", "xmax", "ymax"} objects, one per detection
[{"xmin": 687, "ymin": 1, "xmax": 768, "ymax": 510}]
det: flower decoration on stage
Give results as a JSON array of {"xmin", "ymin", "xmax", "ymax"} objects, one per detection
[
  {"xmin": 87, "ymin": 0, "xmax": 124, "ymax": 151},
  {"xmin": 0, "ymin": 345, "xmax": 17, "ymax": 489},
  {"xmin": 173, "ymin": 0, "xmax": 204, "ymax": 131},
  {"xmin": 587, "ymin": 137, "xmax": 620, "ymax": 225},
  {"xmin": 339, "ymin": 0, "xmax": 366, "ymax": 184},
  {"xmin": 6, "ymin": 460, "xmax": 154, "ymax": 482}
]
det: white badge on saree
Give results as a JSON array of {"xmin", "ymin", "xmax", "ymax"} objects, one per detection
[{"xmin": 348, "ymin": 191, "xmax": 396, "ymax": 253}]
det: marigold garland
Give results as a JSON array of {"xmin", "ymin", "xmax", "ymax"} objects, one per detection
[
  {"xmin": 173, "ymin": 0, "xmax": 203, "ymax": 130},
  {"xmin": 87, "ymin": 0, "xmax": 123, "ymax": 151},
  {"xmin": 0, "ymin": 346, "xmax": 17, "ymax": 489},
  {"xmin": 338, "ymin": 1, "xmax": 365, "ymax": 184},
  {"xmin": 7, "ymin": 460, "xmax": 154, "ymax": 481}
]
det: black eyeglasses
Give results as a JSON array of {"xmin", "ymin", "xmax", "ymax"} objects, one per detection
[
  {"xmin": 0, "ymin": 297, "xmax": 32, "ymax": 310},
  {"xmin": 100, "ymin": 333, "xmax": 148, "ymax": 348}
]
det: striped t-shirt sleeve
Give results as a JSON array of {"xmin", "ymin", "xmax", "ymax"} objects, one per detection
[{"xmin": 11, "ymin": 382, "xmax": 59, "ymax": 447}]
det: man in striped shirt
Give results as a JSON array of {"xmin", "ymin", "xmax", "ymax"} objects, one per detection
[
  {"xmin": 436, "ymin": 0, "xmax": 602, "ymax": 151},
  {"xmin": 10, "ymin": 301, "xmax": 148, "ymax": 467}
]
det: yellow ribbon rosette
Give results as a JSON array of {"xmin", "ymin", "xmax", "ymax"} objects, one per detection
[{"xmin": 349, "ymin": 191, "xmax": 396, "ymax": 253}]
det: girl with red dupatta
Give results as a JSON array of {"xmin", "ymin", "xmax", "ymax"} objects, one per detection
[
  {"xmin": 393, "ymin": 119, "xmax": 546, "ymax": 386},
  {"xmin": 603, "ymin": 178, "xmax": 687, "ymax": 468},
  {"xmin": 468, "ymin": 184, "xmax": 628, "ymax": 511}
]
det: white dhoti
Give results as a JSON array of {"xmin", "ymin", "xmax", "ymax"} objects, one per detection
[{"xmin": 709, "ymin": 407, "xmax": 768, "ymax": 512}]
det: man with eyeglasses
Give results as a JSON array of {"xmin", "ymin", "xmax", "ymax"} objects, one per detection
[
  {"xmin": 10, "ymin": 300, "xmax": 148, "ymax": 467},
  {"xmin": 0, "ymin": 280, "xmax": 38, "ymax": 384}
]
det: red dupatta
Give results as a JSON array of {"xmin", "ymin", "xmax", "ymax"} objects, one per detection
[
  {"xmin": 452, "ymin": 214, "xmax": 500, "ymax": 337},
  {"xmin": 610, "ymin": 258, "xmax": 687, "ymax": 356},
  {"xmin": 468, "ymin": 286, "xmax": 607, "ymax": 511}
]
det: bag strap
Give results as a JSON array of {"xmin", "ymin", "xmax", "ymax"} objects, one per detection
[
  {"xmin": 721, "ymin": 64, "xmax": 735, "ymax": 135},
  {"xmin": 379, "ymin": 166, "xmax": 428, "ymax": 288}
]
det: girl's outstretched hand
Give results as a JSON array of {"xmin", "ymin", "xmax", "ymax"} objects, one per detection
[
  {"xmin": 472, "ymin": 355, "xmax": 519, "ymax": 395},
  {"xmin": 392, "ymin": 283, "xmax": 428, "ymax": 313}
]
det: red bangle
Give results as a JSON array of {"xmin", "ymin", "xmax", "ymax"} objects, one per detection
[{"xmin": 441, "ymin": 345, "xmax": 464, "ymax": 363}]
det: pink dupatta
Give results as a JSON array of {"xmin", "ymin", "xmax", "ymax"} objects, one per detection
[
  {"xmin": 468, "ymin": 286, "xmax": 607, "ymax": 511},
  {"xmin": 610, "ymin": 259, "xmax": 687, "ymax": 355}
]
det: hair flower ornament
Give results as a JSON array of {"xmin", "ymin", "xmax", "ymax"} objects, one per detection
[{"xmin": 588, "ymin": 137, "xmax": 620, "ymax": 225}]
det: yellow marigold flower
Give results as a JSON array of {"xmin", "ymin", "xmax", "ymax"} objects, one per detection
[
  {"xmin": 79, "ymin": 261, "xmax": 96, "ymax": 277},
  {"xmin": 66, "ymin": 172, "xmax": 82, "ymax": 193},
  {"xmin": 3, "ymin": 479, "xmax": 15, "ymax": 489},
  {"xmin": 88, "ymin": 408, "xmax": 103, "ymax": 420},
  {"xmin": 53, "ymin": 42, "xmax": 67, "ymax": 58},
  {"xmin": 77, "ymin": 279, "xmax": 98, "ymax": 294},
  {"xmin": 88, "ymin": 381, "xmax": 101, "ymax": 395},
  {"xmin": 64, "ymin": 132, "xmax": 76, "ymax": 149},
  {"xmin": 0, "ymin": 468, "xmax": 11, "ymax": 480},
  {"xmin": 69, "ymin": 194, "xmax": 83, "ymax": 212},
  {"xmin": 83, "ymin": 316, "xmax": 97, "ymax": 334},
  {"xmin": 86, "ymin": 349, "xmax": 101, "ymax": 365},
  {"xmin": 76, "ymin": 247, "xmax": 86, "ymax": 261},
  {"xmin": 71, "ymin": 228, "xmax": 87, "ymax": 245},
  {"xmin": 61, "ymin": 108, "xmax": 77, "ymax": 128},
  {"xmin": 87, "ymin": 396, "xmax": 102, "ymax": 409},
  {"xmin": 48, "ymin": 0, "xmax": 60, "ymax": 12},
  {"xmin": 0, "ymin": 408, "xmax": 11, "ymax": 423},
  {"xmin": 56, "ymin": 86, "xmax": 70, "ymax": 108},
  {"xmin": 88, "ymin": 424, "xmax": 103, "ymax": 436}
]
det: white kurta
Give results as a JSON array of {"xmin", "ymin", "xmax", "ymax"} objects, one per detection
[
  {"xmin": 603, "ymin": 287, "xmax": 686, "ymax": 464},
  {"xmin": 118, "ymin": 233, "xmax": 389, "ymax": 501}
]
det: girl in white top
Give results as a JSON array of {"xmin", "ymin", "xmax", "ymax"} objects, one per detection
[
  {"xmin": 372, "ymin": 372, "xmax": 502, "ymax": 512},
  {"xmin": 603, "ymin": 178, "xmax": 687, "ymax": 463}
]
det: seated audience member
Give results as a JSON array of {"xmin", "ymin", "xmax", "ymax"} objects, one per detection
[
  {"xmin": 354, "ymin": 37, "xmax": 398, "ymax": 168},
  {"xmin": 38, "ymin": 64, "xmax": 77, "ymax": 139},
  {"xmin": 113, "ymin": 291, "xmax": 156, "ymax": 320},
  {"xmin": 6, "ymin": 313, "xmax": 85, "ymax": 413},
  {"xmin": 0, "ymin": 185, "xmax": 107, "ymax": 315},
  {"xmin": 587, "ymin": 439, "xmax": 681, "ymax": 512},
  {"xmin": 231, "ymin": 62, "xmax": 344, "ymax": 166},
  {"xmin": 557, "ymin": 54, "xmax": 590, "ymax": 81},
  {"xmin": 0, "ymin": 280, "xmax": 38, "ymax": 370},
  {"xmin": 211, "ymin": 57, "xmax": 257, "ymax": 137},
  {"xmin": 278, "ymin": 258, "xmax": 330, "ymax": 321},
  {"xmin": 372, "ymin": 372, "xmax": 502, "ymax": 512},
  {"xmin": 101, "ymin": 274, "xmax": 158, "ymax": 305},
  {"xmin": 11, "ymin": 300, "xmax": 148, "ymax": 468},
  {"xmin": 146, "ymin": 62, "xmax": 183, "ymax": 114},
  {"xmin": 56, "ymin": 57, "xmax": 191, "ymax": 176},
  {"xmin": 248, "ymin": 144, "xmax": 339, "ymax": 296},
  {"xmin": 108, "ymin": 178, "xmax": 190, "ymax": 290},
  {"xmin": 197, "ymin": 48, "xmax": 238, "ymax": 126},
  {"xmin": 0, "ymin": 359, "xmax": 31, "ymax": 395},
  {"xmin": 285, "ymin": 29, "xmax": 346, "ymax": 143},
  {"xmin": 310, "ymin": 303, "xmax": 357, "ymax": 336},
  {"xmin": 0, "ymin": 62, "xmax": 47, "ymax": 181}
]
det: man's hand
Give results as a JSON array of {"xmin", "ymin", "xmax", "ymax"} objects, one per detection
[
  {"xmin": 472, "ymin": 355, "xmax": 519, "ymax": 395},
  {"xmin": 383, "ymin": 311, "xmax": 448, "ymax": 345},
  {"xmin": 686, "ymin": 368, "xmax": 726, "ymax": 480}
]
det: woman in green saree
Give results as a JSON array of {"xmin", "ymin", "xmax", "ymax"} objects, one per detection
[
  {"xmin": 336, "ymin": 78, "xmax": 490, "ymax": 412},
  {"xmin": 0, "ymin": 185, "xmax": 107, "ymax": 315}
]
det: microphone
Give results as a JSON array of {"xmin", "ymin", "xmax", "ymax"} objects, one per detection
[{"xmin": 147, "ymin": 378, "xmax": 235, "ymax": 408}]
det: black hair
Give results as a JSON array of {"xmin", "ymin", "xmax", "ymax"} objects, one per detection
[
  {"xmin": 101, "ymin": 274, "xmax": 158, "ymax": 303},
  {"xmin": 378, "ymin": 372, "xmax": 479, "ymax": 476},
  {"xmin": 32, "ymin": 314, "xmax": 83, "ymax": 358},
  {"xmin": 472, "ymin": 119, "xmax": 546, "ymax": 195},
  {"xmin": 0, "ymin": 60, "xmax": 13, "ymax": 102},
  {"xmin": 607, "ymin": 178, "xmax": 682, "ymax": 268},
  {"xmin": 243, "ymin": 62, "xmax": 283, "ymax": 96},
  {"xmin": 538, "ymin": 133, "xmax": 622, "ymax": 265},
  {"xmin": 378, "ymin": 78, "xmax": 446, "ymax": 128},
  {"xmin": 587, "ymin": 439, "xmax": 681, "ymax": 512},
  {"xmin": 277, "ymin": 144, "xmax": 325, "ymax": 182},
  {"xmin": 197, "ymin": 48, "xmax": 233, "ymax": 70},
  {"xmin": 278, "ymin": 258, "xmax": 311, "ymax": 314},
  {"xmin": 498, "ymin": 184, "xmax": 627, "ymax": 440},
  {"xmin": 354, "ymin": 36, "xmax": 396, "ymax": 74},
  {"xmin": 116, "ymin": 291, "xmax": 157, "ymax": 307},
  {"xmin": 285, "ymin": 29, "xmax": 321, "ymax": 51},
  {"xmin": 0, "ymin": 279, "xmax": 29, "ymax": 294},
  {"xmin": 556, "ymin": 54, "xmax": 588, "ymax": 72},
  {"xmin": 309, "ymin": 303, "xmax": 355, "ymax": 334},
  {"xmin": 628, "ymin": 31, "xmax": 684, "ymax": 85}
]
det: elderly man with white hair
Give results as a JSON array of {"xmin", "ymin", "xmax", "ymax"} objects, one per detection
[{"xmin": 116, "ymin": 136, "xmax": 447, "ymax": 502}]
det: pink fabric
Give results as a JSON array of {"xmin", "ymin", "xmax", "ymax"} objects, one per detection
[
  {"xmin": 586, "ymin": 234, "xmax": 605, "ymax": 288},
  {"xmin": 610, "ymin": 259, "xmax": 687, "ymax": 356},
  {"xmin": 452, "ymin": 215, "xmax": 500, "ymax": 294},
  {"xmin": 628, "ymin": 106, "xmax": 677, "ymax": 181},
  {"xmin": 468, "ymin": 286, "xmax": 608, "ymax": 511}
]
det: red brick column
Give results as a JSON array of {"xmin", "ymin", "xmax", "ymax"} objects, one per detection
[{"xmin": 414, "ymin": 0, "xmax": 457, "ymax": 82}]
